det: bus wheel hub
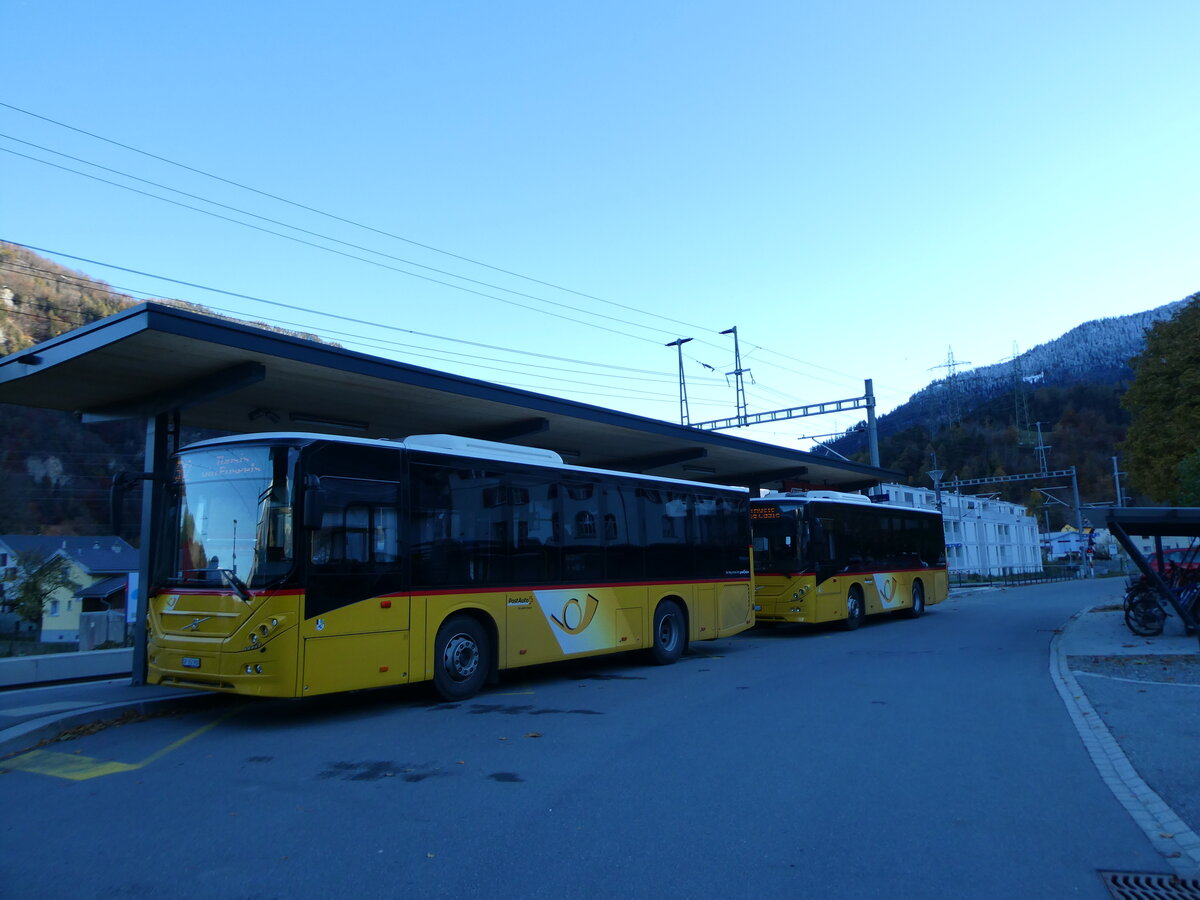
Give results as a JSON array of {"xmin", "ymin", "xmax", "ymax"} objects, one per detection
[{"xmin": 444, "ymin": 635, "xmax": 479, "ymax": 680}]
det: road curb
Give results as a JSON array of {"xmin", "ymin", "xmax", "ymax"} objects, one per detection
[
  {"xmin": 1050, "ymin": 605, "xmax": 1200, "ymax": 877},
  {"xmin": 0, "ymin": 692, "xmax": 219, "ymax": 761}
]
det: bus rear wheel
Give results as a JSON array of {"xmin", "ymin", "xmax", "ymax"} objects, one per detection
[
  {"xmin": 433, "ymin": 614, "xmax": 491, "ymax": 701},
  {"xmin": 649, "ymin": 599, "xmax": 686, "ymax": 664},
  {"xmin": 843, "ymin": 588, "xmax": 865, "ymax": 631},
  {"xmin": 906, "ymin": 581, "xmax": 925, "ymax": 619}
]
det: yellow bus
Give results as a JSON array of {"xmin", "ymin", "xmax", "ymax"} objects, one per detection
[
  {"xmin": 749, "ymin": 491, "xmax": 947, "ymax": 628},
  {"xmin": 147, "ymin": 433, "xmax": 754, "ymax": 700}
]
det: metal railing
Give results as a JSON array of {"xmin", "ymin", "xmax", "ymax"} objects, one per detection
[{"xmin": 949, "ymin": 565, "xmax": 1079, "ymax": 589}]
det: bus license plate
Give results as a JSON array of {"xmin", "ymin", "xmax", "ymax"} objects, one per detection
[{"xmin": 181, "ymin": 657, "xmax": 201, "ymax": 669}]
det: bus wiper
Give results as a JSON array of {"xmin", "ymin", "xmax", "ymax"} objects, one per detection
[{"xmin": 218, "ymin": 568, "xmax": 253, "ymax": 604}]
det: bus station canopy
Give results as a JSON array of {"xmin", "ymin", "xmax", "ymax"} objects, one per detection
[
  {"xmin": 0, "ymin": 303, "xmax": 894, "ymax": 491},
  {"xmin": 1088, "ymin": 507, "xmax": 1200, "ymax": 538}
]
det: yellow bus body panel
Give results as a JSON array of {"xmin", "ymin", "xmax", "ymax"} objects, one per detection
[
  {"xmin": 150, "ymin": 579, "xmax": 751, "ymax": 699},
  {"xmin": 147, "ymin": 590, "xmax": 302, "ymax": 697},
  {"xmin": 754, "ymin": 571, "xmax": 946, "ymax": 625}
]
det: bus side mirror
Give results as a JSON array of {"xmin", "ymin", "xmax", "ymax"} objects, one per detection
[{"xmin": 303, "ymin": 488, "xmax": 326, "ymax": 529}]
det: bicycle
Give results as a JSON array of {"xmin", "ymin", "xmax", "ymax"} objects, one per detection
[{"xmin": 1123, "ymin": 548, "xmax": 1200, "ymax": 637}]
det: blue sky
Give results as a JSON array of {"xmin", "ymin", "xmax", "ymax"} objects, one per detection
[{"xmin": 2, "ymin": 1, "xmax": 1197, "ymax": 450}]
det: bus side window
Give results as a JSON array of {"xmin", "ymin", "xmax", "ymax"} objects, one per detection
[
  {"xmin": 311, "ymin": 478, "xmax": 401, "ymax": 570},
  {"xmin": 604, "ymin": 482, "xmax": 642, "ymax": 581},
  {"xmin": 814, "ymin": 517, "xmax": 836, "ymax": 565},
  {"xmin": 643, "ymin": 489, "xmax": 693, "ymax": 578},
  {"xmin": 343, "ymin": 503, "xmax": 370, "ymax": 562},
  {"xmin": 410, "ymin": 463, "xmax": 455, "ymax": 585},
  {"xmin": 562, "ymin": 477, "xmax": 603, "ymax": 581},
  {"xmin": 510, "ymin": 472, "xmax": 560, "ymax": 583},
  {"xmin": 694, "ymin": 494, "xmax": 747, "ymax": 577}
]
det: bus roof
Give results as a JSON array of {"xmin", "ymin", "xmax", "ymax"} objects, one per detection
[
  {"xmin": 755, "ymin": 489, "xmax": 939, "ymax": 514},
  {"xmin": 179, "ymin": 432, "xmax": 749, "ymax": 494}
]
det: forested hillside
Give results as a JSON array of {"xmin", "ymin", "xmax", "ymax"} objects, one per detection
[
  {"xmin": 0, "ymin": 243, "xmax": 328, "ymax": 538},
  {"xmin": 829, "ymin": 292, "xmax": 1199, "ymax": 524},
  {"xmin": 0, "ymin": 244, "xmax": 144, "ymax": 536}
]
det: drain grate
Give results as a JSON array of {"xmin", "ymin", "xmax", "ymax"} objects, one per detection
[{"xmin": 1100, "ymin": 871, "xmax": 1200, "ymax": 899}]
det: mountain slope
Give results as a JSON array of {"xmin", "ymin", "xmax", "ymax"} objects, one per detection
[{"xmin": 828, "ymin": 292, "xmax": 1198, "ymax": 523}]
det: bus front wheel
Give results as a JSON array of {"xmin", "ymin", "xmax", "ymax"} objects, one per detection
[
  {"xmin": 650, "ymin": 599, "xmax": 686, "ymax": 665},
  {"xmin": 906, "ymin": 581, "xmax": 925, "ymax": 619},
  {"xmin": 433, "ymin": 614, "xmax": 491, "ymax": 701},
  {"xmin": 843, "ymin": 588, "xmax": 865, "ymax": 631}
]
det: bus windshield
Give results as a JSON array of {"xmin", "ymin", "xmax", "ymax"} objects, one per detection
[
  {"xmin": 750, "ymin": 503, "xmax": 810, "ymax": 573},
  {"xmin": 166, "ymin": 445, "xmax": 298, "ymax": 589}
]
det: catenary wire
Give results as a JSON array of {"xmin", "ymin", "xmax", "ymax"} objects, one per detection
[
  {"xmin": 0, "ymin": 101, "xmax": 714, "ymax": 331},
  {"xmin": 0, "ymin": 147, "xmax": 686, "ymax": 347},
  {"xmin": 0, "ymin": 258, "xmax": 840, "ymax": 423},
  {"xmin": 0, "ymin": 103, "xmax": 891, "ymax": 390},
  {"xmin": 0, "ymin": 259, "xmax": 736, "ymax": 406},
  {"xmin": 0, "ymin": 133, "xmax": 709, "ymax": 344},
  {"xmin": 0, "ymin": 256, "xmax": 727, "ymax": 386}
]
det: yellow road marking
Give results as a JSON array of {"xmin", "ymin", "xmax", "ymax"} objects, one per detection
[
  {"xmin": 4, "ymin": 751, "xmax": 139, "ymax": 780},
  {"xmin": 2, "ymin": 706, "xmax": 244, "ymax": 781}
]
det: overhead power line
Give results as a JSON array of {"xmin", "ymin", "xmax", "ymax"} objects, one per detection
[
  {"xmin": 0, "ymin": 102, "xmax": 882, "ymax": 393},
  {"xmin": 0, "ymin": 134, "xmax": 707, "ymax": 343},
  {"xmin": 0, "ymin": 101, "xmax": 709, "ymax": 335},
  {"xmin": 0, "ymin": 145, "xmax": 683, "ymax": 347},
  {"xmin": 0, "ymin": 255, "xmax": 735, "ymax": 411},
  {"xmin": 0, "ymin": 254, "xmax": 724, "ymax": 386}
]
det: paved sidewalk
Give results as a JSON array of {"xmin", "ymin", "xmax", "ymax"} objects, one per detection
[
  {"xmin": 1052, "ymin": 599, "xmax": 1200, "ymax": 878},
  {"xmin": 0, "ymin": 678, "xmax": 214, "ymax": 758}
]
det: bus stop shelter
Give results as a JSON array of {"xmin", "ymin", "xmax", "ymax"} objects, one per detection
[
  {"xmin": 0, "ymin": 303, "xmax": 890, "ymax": 490},
  {"xmin": 0, "ymin": 302, "xmax": 899, "ymax": 678}
]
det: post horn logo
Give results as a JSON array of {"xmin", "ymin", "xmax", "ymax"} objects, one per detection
[
  {"xmin": 550, "ymin": 594, "xmax": 600, "ymax": 635},
  {"xmin": 880, "ymin": 577, "xmax": 898, "ymax": 604}
]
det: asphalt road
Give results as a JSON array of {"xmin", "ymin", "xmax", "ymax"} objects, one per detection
[{"xmin": 0, "ymin": 582, "xmax": 1169, "ymax": 899}]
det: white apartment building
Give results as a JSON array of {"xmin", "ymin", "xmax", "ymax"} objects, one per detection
[{"xmin": 875, "ymin": 483, "xmax": 1042, "ymax": 577}]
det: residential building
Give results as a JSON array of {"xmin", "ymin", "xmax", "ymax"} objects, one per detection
[
  {"xmin": 875, "ymin": 484, "xmax": 1041, "ymax": 577},
  {"xmin": 0, "ymin": 536, "xmax": 136, "ymax": 643}
]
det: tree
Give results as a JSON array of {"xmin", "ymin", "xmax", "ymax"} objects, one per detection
[
  {"xmin": 1121, "ymin": 294, "xmax": 1200, "ymax": 503},
  {"xmin": 9, "ymin": 550, "xmax": 80, "ymax": 626},
  {"xmin": 1178, "ymin": 450, "xmax": 1200, "ymax": 507}
]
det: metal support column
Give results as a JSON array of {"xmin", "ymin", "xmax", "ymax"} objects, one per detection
[
  {"xmin": 720, "ymin": 326, "xmax": 749, "ymax": 427},
  {"xmin": 1070, "ymin": 465, "xmax": 1085, "ymax": 538},
  {"xmin": 131, "ymin": 412, "xmax": 172, "ymax": 685},
  {"xmin": 864, "ymin": 378, "xmax": 880, "ymax": 468},
  {"xmin": 666, "ymin": 337, "xmax": 693, "ymax": 426}
]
